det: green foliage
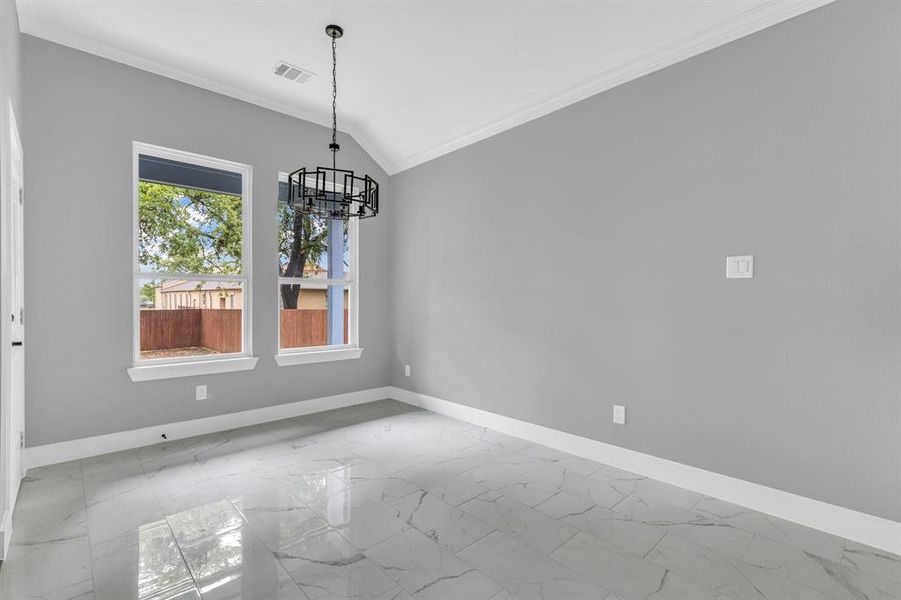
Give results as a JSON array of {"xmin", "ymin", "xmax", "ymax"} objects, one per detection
[
  {"xmin": 140, "ymin": 282, "xmax": 157, "ymax": 305},
  {"xmin": 139, "ymin": 182, "xmax": 243, "ymax": 274}
]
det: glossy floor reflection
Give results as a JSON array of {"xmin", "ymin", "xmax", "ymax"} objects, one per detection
[{"xmin": 2, "ymin": 399, "xmax": 899, "ymax": 599}]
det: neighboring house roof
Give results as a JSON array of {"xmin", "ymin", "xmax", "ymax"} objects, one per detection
[
  {"xmin": 159, "ymin": 280, "xmax": 242, "ymax": 292},
  {"xmin": 279, "ymin": 264, "xmax": 332, "ymax": 279},
  {"xmin": 303, "ymin": 265, "xmax": 328, "ymax": 277},
  {"xmin": 158, "ymin": 264, "xmax": 337, "ymax": 293}
]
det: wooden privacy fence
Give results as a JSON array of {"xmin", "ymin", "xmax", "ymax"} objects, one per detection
[
  {"xmin": 280, "ymin": 309, "xmax": 349, "ymax": 348},
  {"xmin": 141, "ymin": 309, "xmax": 348, "ymax": 352},
  {"xmin": 140, "ymin": 309, "xmax": 241, "ymax": 353},
  {"xmin": 200, "ymin": 310, "xmax": 242, "ymax": 352}
]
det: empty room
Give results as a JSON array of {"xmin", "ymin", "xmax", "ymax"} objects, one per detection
[{"xmin": 0, "ymin": 0, "xmax": 898, "ymax": 598}]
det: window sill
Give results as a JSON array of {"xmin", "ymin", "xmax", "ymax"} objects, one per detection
[
  {"xmin": 127, "ymin": 356, "xmax": 259, "ymax": 382},
  {"xmin": 275, "ymin": 347, "xmax": 363, "ymax": 367}
]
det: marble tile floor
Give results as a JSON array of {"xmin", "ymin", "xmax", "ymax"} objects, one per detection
[{"xmin": 1, "ymin": 399, "xmax": 899, "ymax": 600}]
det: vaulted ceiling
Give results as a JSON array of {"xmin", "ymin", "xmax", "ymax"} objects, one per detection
[{"xmin": 17, "ymin": 0, "xmax": 832, "ymax": 173}]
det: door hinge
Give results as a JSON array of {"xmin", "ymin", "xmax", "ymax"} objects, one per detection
[
  {"xmin": 18, "ymin": 187, "xmax": 23, "ymax": 205},
  {"xmin": 19, "ymin": 308, "xmax": 23, "ymax": 325},
  {"xmin": 19, "ymin": 432, "xmax": 24, "ymax": 449}
]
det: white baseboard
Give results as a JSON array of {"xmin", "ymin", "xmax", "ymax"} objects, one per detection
[
  {"xmin": 23, "ymin": 386, "xmax": 393, "ymax": 470},
  {"xmin": 390, "ymin": 386, "xmax": 901, "ymax": 556},
  {"xmin": 22, "ymin": 384, "xmax": 901, "ymax": 555},
  {"xmin": 0, "ymin": 507, "xmax": 12, "ymax": 560}
]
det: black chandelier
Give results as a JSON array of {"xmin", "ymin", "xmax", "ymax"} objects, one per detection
[{"xmin": 288, "ymin": 24, "xmax": 379, "ymax": 220}]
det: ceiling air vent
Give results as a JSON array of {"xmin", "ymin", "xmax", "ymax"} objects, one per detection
[{"xmin": 273, "ymin": 61, "xmax": 315, "ymax": 84}]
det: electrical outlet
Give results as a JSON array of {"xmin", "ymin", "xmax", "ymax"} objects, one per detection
[
  {"xmin": 404, "ymin": 364, "xmax": 411, "ymax": 377},
  {"xmin": 612, "ymin": 404, "xmax": 626, "ymax": 425},
  {"xmin": 196, "ymin": 384, "xmax": 208, "ymax": 401}
]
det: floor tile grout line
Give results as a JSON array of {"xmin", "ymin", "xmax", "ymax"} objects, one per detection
[
  {"xmin": 607, "ymin": 490, "xmax": 633, "ymax": 513},
  {"xmin": 450, "ymin": 524, "xmax": 498, "ymax": 556},
  {"xmin": 159, "ymin": 475, "xmax": 204, "ymax": 596},
  {"xmin": 226, "ymin": 498, "xmax": 313, "ymax": 600},
  {"xmin": 637, "ymin": 533, "xmax": 729, "ymax": 598},
  {"xmin": 706, "ymin": 505, "xmax": 865, "ymax": 570},
  {"xmin": 533, "ymin": 489, "xmax": 564, "ymax": 513},
  {"xmin": 457, "ymin": 487, "xmax": 583, "ymax": 558},
  {"xmin": 164, "ymin": 532, "xmax": 200, "ymax": 594},
  {"xmin": 386, "ymin": 485, "xmax": 502, "ymax": 557},
  {"xmin": 645, "ymin": 529, "xmax": 852, "ymax": 600},
  {"xmin": 449, "ymin": 540, "xmax": 514, "ymax": 596},
  {"xmin": 496, "ymin": 524, "xmax": 619, "ymax": 596},
  {"xmin": 78, "ymin": 458, "xmax": 96, "ymax": 597},
  {"xmin": 266, "ymin": 544, "xmax": 317, "ymax": 600},
  {"xmin": 738, "ymin": 531, "xmax": 757, "ymax": 563},
  {"xmin": 642, "ymin": 531, "xmax": 668, "ymax": 560},
  {"xmin": 688, "ymin": 493, "xmax": 706, "ymax": 511},
  {"xmin": 544, "ymin": 526, "xmax": 580, "ymax": 557},
  {"xmin": 349, "ymin": 526, "xmax": 415, "ymax": 596},
  {"xmin": 385, "ymin": 480, "xmax": 429, "ymax": 504}
]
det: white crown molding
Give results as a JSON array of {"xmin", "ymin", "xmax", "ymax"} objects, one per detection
[
  {"xmin": 344, "ymin": 124, "xmax": 398, "ymax": 176},
  {"xmin": 390, "ymin": 386, "xmax": 901, "ymax": 557},
  {"xmin": 13, "ymin": 0, "xmax": 398, "ymax": 175},
  {"xmin": 18, "ymin": 0, "xmax": 831, "ymax": 176},
  {"xmin": 390, "ymin": 0, "xmax": 835, "ymax": 173}
]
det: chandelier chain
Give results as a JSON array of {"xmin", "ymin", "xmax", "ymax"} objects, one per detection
[{"xmin": 331, "ymin": 33, "xmax": 338, "ymax": 149}]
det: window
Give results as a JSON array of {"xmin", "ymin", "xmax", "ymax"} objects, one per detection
[
  {"xmin": 129, "ymin": 143, "xmax": 255, "ymax": 381},
  {"xmin": 275, "ymin": 174, "xmax": 361, "ymax": 365}
]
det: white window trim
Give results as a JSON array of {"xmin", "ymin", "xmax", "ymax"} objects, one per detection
[
  {"xmin": 275, "ymin": 347, "xmax": 362, "ymax": 367},
  {"xmin": 276, "ymin": 175, "xmax": 361, "ymax": 366},
  {"xmin": 129, "ymin": 142, "xmax": 255, "ymax": 382},
  {"xmin": 128, "ymin": 357, "xmax": 259, "ymax": 382}
]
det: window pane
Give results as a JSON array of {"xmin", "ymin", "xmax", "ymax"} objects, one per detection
[
  {"xmin": 138, "ymin": 161, "xmax": 243, "ymax": 275},
  {"xmin": 139, "ymin": 278, "xmax": 244, "ymax": 359},
  {"xmin": 277, "ymin": 202, "xmax": 348, "ymax": 280},
  {"xmin": 279, "ymin": 284, "xmax": 349, "ymax": 349}
]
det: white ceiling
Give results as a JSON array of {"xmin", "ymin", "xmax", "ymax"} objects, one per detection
[{"xmin": 17, "ymin": 0, "xmax": 832, "ymax": 174}]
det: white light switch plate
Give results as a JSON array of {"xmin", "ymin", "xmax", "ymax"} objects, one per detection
[
  {"xmin": 726, "ymin": 255, "xmax": 754, "ymax": 279},
  {"xmin": 613, "ymin": 404, "xmax": 626, "ymax": 425},
  {"xmin": 196, "ymin": 384, "xmax": 207, "ymax": 401},
  {"xmin": 404, "ymin": 364, "xmax": 411, "ymax": 377}
]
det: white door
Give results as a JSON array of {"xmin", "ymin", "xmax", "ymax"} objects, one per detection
[
  {"xmin": 0, "ymin": 103, "xmax": 24, "ymax": 558},
  {"xmin": 9, "ymin": 122, "xmax": 22, "ymax": 345}
]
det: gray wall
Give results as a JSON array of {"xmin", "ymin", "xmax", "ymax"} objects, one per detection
[
  {"xmin": 390, "ymin": 0, "xmax": 901, "ymax": 521},
  {"xmin": 22, "ymin": 37, "xmax": 392, "ymax": 446}
]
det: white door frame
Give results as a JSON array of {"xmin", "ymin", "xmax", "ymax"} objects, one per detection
[{"xmin": 0, "ymin": 100, "xmax": 25, "ymax": 559}]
